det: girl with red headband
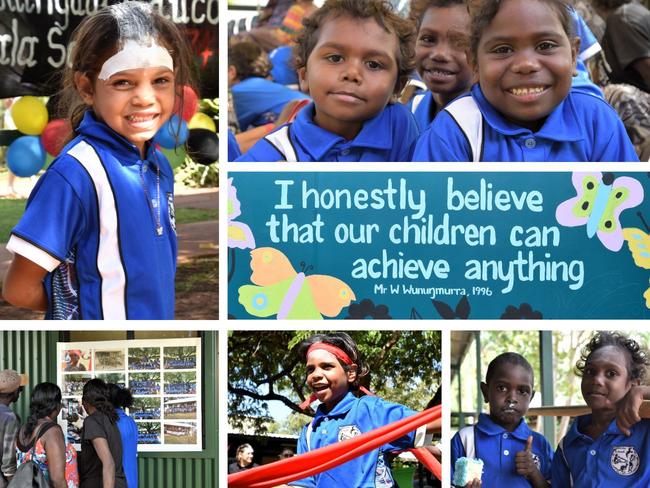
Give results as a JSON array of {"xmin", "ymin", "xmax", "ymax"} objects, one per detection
[{"xmin": 284, "ymin": 332, "xmax": 434, "ymax": 488}]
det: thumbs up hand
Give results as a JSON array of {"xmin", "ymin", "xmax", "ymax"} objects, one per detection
[{"xmin": 515, "ymin": 435, "xmax": 536, "ymax": 477}]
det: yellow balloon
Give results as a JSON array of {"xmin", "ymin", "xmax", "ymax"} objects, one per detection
[
  {"xmin": 12, "ymin": 96, "xmax": 49, "ymax": 135},
  {"xmin": 188, "ymin": 112, "xmax": 216, "ymax": 132}
]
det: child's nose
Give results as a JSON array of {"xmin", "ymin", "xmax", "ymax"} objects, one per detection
[
  {"xmin": 341, "ymin": 60, "xmax": 362, "ymax": 84},
  {"xmin": 511, "ymin": 50, "xmax": 541, "ymax": 74},
  {"xmin": 431, "ymin": 43, "xmax": 451, "ymax": 62},
  {"xmin": 132, "ymin": 83, "xmax": 156, "ymax": 104}
]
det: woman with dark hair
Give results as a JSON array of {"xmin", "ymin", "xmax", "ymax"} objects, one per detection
[
  {"xmin": 79, "ymin": 379, "xmax": 126, "ymax": 488},
  {"xmin": 108, "ymin": 384, "xmax": 138, "ymax": 488},
  {"xmin": 16, "ymin": 382, "xmax": 79, "ymax": 488}
]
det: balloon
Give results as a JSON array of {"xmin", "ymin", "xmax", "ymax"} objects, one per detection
[
  {"xmin": 41, "ymin": 119, "xmax": 72, "ymax": 156},
  {"xmin": 153, "ymin": 115, "xmax": 189, "ymax": 149},
  {"xmin": 11, "ymin": 96, "xmax": 49, "ymax": 135},
  {"xmin": 186, "ymin": 128, "xmax": 218, "ymax": 165},
  {"xmin": 173, "ymin": 85, "xmax": 199, "ymax": 122},
  {"xmin": 7, "ymin": 136, "xmax": 47, "ymax": 177},
  {"xmin": 188, "ymin": 112, "xmax": 216, "ymax": 132}
]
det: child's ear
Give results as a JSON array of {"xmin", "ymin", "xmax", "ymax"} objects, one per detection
[
  {"xmin": 347, "ymin": 364, "xmax": 358, "ymax": 383},
  {"xmin": 480, "ymin": 381, "xmax": 489, "ymax": 403},
  {"xmin": 530, "ymin": 389, "xmax": 536, "ymax": 402},
  {"xmin": 75, "ymin": 73, "xmax": 95, "ymax": 105},
  {"xmin": 571, "ymin": 36, "xmax": 581, "ymax": 76},
  {"xmin": 228, "ymin": 65, "xmax": 237, "ymax": 85},
  {"xmin": 298, "ymin": 66, "xmax": 309, "ymax": 94}
]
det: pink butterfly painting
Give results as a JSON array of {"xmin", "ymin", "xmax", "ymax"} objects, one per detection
[{"xmin": 555, "ymin": 172, "xmax": 643, "ymax": 252}]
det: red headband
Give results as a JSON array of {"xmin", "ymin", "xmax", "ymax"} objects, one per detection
[{"xmin": 306, "ymin": 343, "xmax": 353, "ymax": 365}]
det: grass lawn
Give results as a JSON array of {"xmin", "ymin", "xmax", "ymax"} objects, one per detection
[{"xmin": 0, "ymin": 201, "xmax": 216, "ymax": 244}]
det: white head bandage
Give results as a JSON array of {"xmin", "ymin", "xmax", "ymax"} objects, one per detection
[{"xmin": 98, "ymin": 39, "xmax": 174, "ymax": 80}]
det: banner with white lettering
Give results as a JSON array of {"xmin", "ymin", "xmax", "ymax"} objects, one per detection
[
  {"xmin": 227, "ymin": 171, "xmax": 650, "ymax": 319},
  {"xmin": 0, "ymin": 0, "xmax": 218, "ymax": 97}
]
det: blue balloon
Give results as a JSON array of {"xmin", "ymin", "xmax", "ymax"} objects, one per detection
[
  {"xmin": 7, "ymin": 135, "xmax": 46, "ymax": 177},
  {"xmin": 153, "ymin": 115, "xmax": 189, "ymax": 149}
]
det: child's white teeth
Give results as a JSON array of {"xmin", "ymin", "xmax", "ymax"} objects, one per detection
[
  {"xmin": 510, "ymin": 87, "xmax": 545, "ymax": 96},
  {"xmin": 128, "ymin": 115, "xmax": 155, "ymax": 122}
]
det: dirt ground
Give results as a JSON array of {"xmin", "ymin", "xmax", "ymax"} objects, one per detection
[{"xmin": 0, "ymin": 254, "xmax": 218, "ymax": 320}]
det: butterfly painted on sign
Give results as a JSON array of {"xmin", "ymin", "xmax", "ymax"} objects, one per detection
[
  {"xmin": 228, "ymin": 177, "xmax": 255, "ymax": 250},
  {"xmin": 623, "ymin": 226, "xmax": 650, "ymax": 308},
  {"xmin": 555, "ymin": 172, "xmax": 644, "ymax": 251},
  {"xmin": 238, "ymin": 247, "xmax": 356, "ymax": 319}
]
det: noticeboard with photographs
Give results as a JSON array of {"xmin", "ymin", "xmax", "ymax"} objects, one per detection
[{"xmin": 57, "ymin": 338, "xmax": 202, "ymax": 452}]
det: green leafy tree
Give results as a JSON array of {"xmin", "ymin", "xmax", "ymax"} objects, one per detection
[{"xmin": 228, "ymin": 331, "xmax": 441, "ymax": 434}]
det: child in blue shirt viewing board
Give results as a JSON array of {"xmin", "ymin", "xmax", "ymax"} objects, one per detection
[
  {"xmin": 1, "ymin": 1, "xmax": 195, "ymax": 319},
  {"xmin": 552, "ymin": 331, "xmax": 650, "ymax": 487},
  {"xmin": 236, "ymin": 0, "xmax": 420, "ymax": 162},
  {"xmin": 406, "ymin": 0, "xmax": 473, "ymax": 131},
  {"xmin": 412, "ymin": 0, "xmax": 639, "ymax": 162},
  {"xmin": 451, "ymin": 352, "xmax": 553, "ymax": 487},
  {"xmin": 284, "ymin": 332, "xmax": 436, "ymax": 488}
]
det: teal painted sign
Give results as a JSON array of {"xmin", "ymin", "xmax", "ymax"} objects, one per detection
[{"xmin": 227, "ymin": 172, "xmax": 650, "ymax": 319}]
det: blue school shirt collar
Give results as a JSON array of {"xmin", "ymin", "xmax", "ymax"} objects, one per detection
[
  {"xmin": 472, "ymin": 84, "xmax": 584, "ymax": 142},
  {"xmin": 564, "ymin": 415, "xmax": 623, "ymax": 445},
  {"xmin": 293, "ymin": 103, "xmax": 393, "ymax": 159},
  {"xmin": 476, "ymin": 412, "xmax": 533, "ymax": 441},
  {"xmin": 312, "ymin": 391, "xmax": 358, "ymax": 426},
  {"xmin": 76, "ymin": 110, "xmax": 162, "ymax": 168}
]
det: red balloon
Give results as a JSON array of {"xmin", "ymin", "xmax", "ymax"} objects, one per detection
[
  {"xmin": 173, "ymin": 85, "xmax": 199, "ymax": 121},
  {"xmin": 41, "ymin": 119, "xmax": 72, "ymax": 156}
]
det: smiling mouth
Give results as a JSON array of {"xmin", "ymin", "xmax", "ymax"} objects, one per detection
[
  {"xmin": 312, "ymin": 384, "xmax": 329, "ymax": 393},
  {"xmin": 425, "ymin": 68, "xmax": 457, "ymax": 78},
  {"xmin": 507, "ymin": 86, "xmax": 548, "ymax": 97},
  {"xmin": 126, "ymin": 113, "xmax": 159, "ymax": 123}
]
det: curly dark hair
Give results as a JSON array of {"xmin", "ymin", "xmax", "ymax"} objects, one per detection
[
  {"xmin": 485, "ymin": 352, "xmax": 534, "ymax": 387},
  {"xmin": 21, "ymin": 382, "xmax": 62, "ymax": 440},
  {"xmin": 590, "ymin": 0, "xmax": 631, "ymax": 9},
  {"xmin": 228, "ymin": 41, "xmax": 273, "ymax": 80},
  {"xmin": 294, "ymin": 0, "xmax": 416, "ymax": 94},
  {"xmin": 468, "ymin": 0, "xmax": 575, "ymax": 65},
  {"xmin": 83, "ymin": 378, "xmax": 118, "ymax": 423},
  {"xmin": 409, "ymin": 0, "xmax": 468, "ymax": 30},
  {"xmin": 108, "ymin": 383, "xmax": 134, "ymax": 409},
  {"xmin": 298, "ymin": 332, "xmax": 370, "ymax": 392},
  {"xmin": 575, "ymin": 331, "xmax": 649, "ymax": 382}
]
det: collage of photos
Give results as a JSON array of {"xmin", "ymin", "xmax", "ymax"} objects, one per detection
[{"xmin": 0, "ymin": 0, "xmax": 649, "ymax": 486}]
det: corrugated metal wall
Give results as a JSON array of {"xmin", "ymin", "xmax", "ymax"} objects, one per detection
[{"xmin": 0, "ymin": 330, "xmax": 218, "ymax": 488}]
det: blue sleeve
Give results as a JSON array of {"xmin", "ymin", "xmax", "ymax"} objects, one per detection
[
  {"xmin": 362, "ymin": 397, "xmax": 419, "ymax": 452},
  {"xmin": 450, "ymin": 432, "xmax": 466, "ymax": 484},
  {"xmin": 288, "ymin": 425, "xmax": 316, "ymax": 488},
  {"xmin": 551, "ymin": 443, "xmax": 571, "ymax": 487},
  {"xmin": 593, "ymin": 107, "xmax": 640, "ymax": 162},
  {"xmin": 412, "ymin": 111, "xmax": 472, "ymax": 162},
  {"xmin": 234, "ymin": 138, "xmax": 284, "ymax": 162},
  {"xmin": 12, "ymin": 165, "xmax": 86, "ymax": 261}
]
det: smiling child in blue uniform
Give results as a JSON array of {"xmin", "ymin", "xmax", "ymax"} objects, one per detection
[
  {"xmin": 2, "ymin": 2, "xmax": 195, "ymax": 319},
  {"xmin": 285, "ymin": 332, "xmax": 433, "ymax": 488},
  {"xmin": 451, "ymin": 352, "xmax": 553, "ymax": 488},
  {"xmin": 406, "ymin": 0, "xmax": 473, "ymax": 132},
  {"xmin": 552, "ymin": 332, "xmax": 650, "ymax": 487},
  {"xmin": 412, "ymin": 0, "xmax": 638, "ymax": 162},
  {"xmin": 236, "ymin": 0, "xmax": 419, "ymax": 162}
]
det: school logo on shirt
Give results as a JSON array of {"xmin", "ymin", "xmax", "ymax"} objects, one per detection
[
  {"xmin": 531, "ymin": 452, "xmax": 541, "ymax": 470},
  {"xmin": 338, "ymin": 425, "xmax": 361, "ymax": 442},
  {"xmin": 167, "ymin": 193, "xmax": 176, "ymax": 233},
  {"xmin": 610, "ymin": 446, "xmax": 640, "ymax": 476}
]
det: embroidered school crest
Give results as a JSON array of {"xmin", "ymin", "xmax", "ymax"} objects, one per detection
[
  {"xmin": 338, "ymin": 425, "xmax": 361, "ymax": 442},
  {"xmin": 167, "ymin": 192, "xmax": 176, "ymax": 232},
  {"xmin": 610, "ymin": 446, "xmax": 640, "ymax": 476}
]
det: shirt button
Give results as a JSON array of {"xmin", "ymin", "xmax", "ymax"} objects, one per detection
[
  {"xmin": 590, "ymin": 450, "xmax": 596, "ymax": 456},
  {"xmin": 525, "ymin": 138, "xmax": 536, "ymax": 149},
  {"xmin": 503, "ymin": 433, "xmax": 508, "ymax": 439},
  {"xmin": 504, "ymin": 450, "xmax": 510, "ymax": 456},
  {"xmin": 341, "ymin": 149, "xmax": 350, "ymax": 156}
]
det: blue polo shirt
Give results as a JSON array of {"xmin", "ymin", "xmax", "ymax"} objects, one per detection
[
  {"xmin": 406, "ymin": 90, "xmax": 439, "ymax": 132},
  {"xmin": 231, "ymin": 76, "xmax": 310, "ymax": 130},
  {"xmin": 451, "ymin": 413, "xmax": 553, "ymax": 487},
  {"xmin": 552, "ymin": 415, "xmax": 650, "ymax": 487},
  {"xmin": 228, "ymin": 129, "xmax": 242, "ymax": 161},
  {"xmin": 236, "ymin": 102, "xmax": 419, "ymax": 162},
  {"xmin": 412, "ymin": 84, "xmax": 639, "ymax": 162},
  {"xmin": 8, "ymin": 111, "xmax": 177, "ymax": 319},
  {"xmin": 289, "ymin": 392, "xmax": 420, "ymax": 488},
  {"xmin": 116, "ymin": 408, "xmax": 138, "ymax": 488},
  {"xmin": 571, "ymin": 7, "xmax": 604, "ymax": 98}
]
